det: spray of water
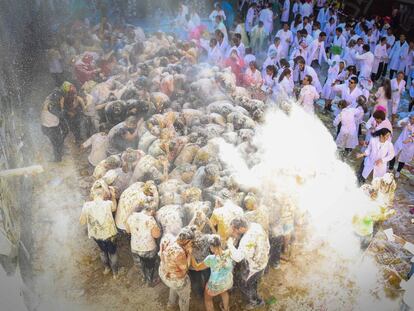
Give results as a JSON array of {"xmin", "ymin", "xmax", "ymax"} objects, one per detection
[{"xmin": 215, "ymin": 102, "xmax": 398, "ymax": 310}]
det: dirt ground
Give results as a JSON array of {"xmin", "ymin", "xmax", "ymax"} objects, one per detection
[{"xmin": 25, "ymin": 64, "xmax": 414, "ymax": 311}]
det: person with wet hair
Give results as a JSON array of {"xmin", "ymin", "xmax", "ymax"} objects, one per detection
[
  {"xmin": 159, "ymin": 226, "xmax": 196, "ymax": 311},
  {"xmin": 227, "ymin": 216, "xmax": 270, "ymax": 310},
  {"xmin": 357, "ymin": 128, "xmax": 395, "ymax": 183},
  {"xmin": 191, "ymin": 235, "xmax": 234, "ymax": 311}
]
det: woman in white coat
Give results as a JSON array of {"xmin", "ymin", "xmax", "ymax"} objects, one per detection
[
  {"xmin": 357, "ymin": 128, "xmax": 394, "ymax": 183},
  {"xmin": 388, "ymin": 112, "xmax": 414, "ymax": 177},
  {"xmin": 390, "ymin": 71, "xmax": 406, "ymax": 124},
  {"xmin": 373, "ymin": 78, "xmax": 392, "ymax": 116},
  {"xmin": 298, "ymin": 75, "xmax": 319, "ymax": 114},
  {"xmin": 277, "ymin": 68, "xmax": 294, "ymax": 98},
  {"xmin": 334, "ymin": 100, "xmax": 359, "ymax": 153}
]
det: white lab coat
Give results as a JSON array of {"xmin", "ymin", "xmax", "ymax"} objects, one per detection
[
  {"xmin": 200, "ymin": 40, "xmax": 224, "ymax": 65},
  {"xmin": 343, "ymin": 46, "xmax": 356, "ymax": 66},
  {"xmin": 390, "ymin": 78, "xmax": 406, "ymax": 114},
  {"xmin": 322, "ymin": 63, "xmax": 339, "ymax": 99},
  {"xmin": 389, "ymin": 41, "xmax": 409, "ymax": 71},
  {"xmin": 362, "ymin": 137, "xmax": 395, "ymax": 179},
  {"xmin": 334, "ymin": 107, "xmax": 359, "ymax": 149},
  {"xmin": 297, "ymin": 65, "xmax": 322, "ymax": 93},
  {"xmin": 317, "ymin": 8, "xmax": 328, "ymax": 29},
  {"xmin": 354, "ymin": 51, "xmax": 374, "ymax": 79},
  {"xmin": 259, "ymin": 8, "xmax": 273, "ymax": 35},
  {"xmin": 299, "ymin": 84, "xmax": 319, "ymax": 114},
  {"xmin": 267, "ymin": 43, "xmax": 283, "ymax": 60},
  {"xmin": 365, "ymin": 117, "xmax": 393, "ymax": 142},
  {"xmin": 374, "ymin": 87, "xmax": 390, "ymax": 116},
  {"xmin": 332, "ymin": 84, "xmax": 363, "ymax": 108},
  {"xmin": 300, "ymin": 2, "xmax": 313, "ymax": 17},
  {"xmin": 275, "ymin": 29, "xmax": 293, "ymax": 59},
  {"xmin": 372, "ymin": 43, "xmax": 388, "ymax": 74},
  {"xmin": 324, "ymin": 23, "xmax": 336, "ymax": 47},
  {"xmin": 281, "ymin": 0, "xmax": 290, "ymax": 23},
  {"xmin": 332, "ymin": 34, "xmax": 347, "ymax": 51},
  {"xmin": 307, "ymin": 39, "xmax": 328, "ymax": 66},
  {"xmin": 277, "ymin": 76, "xmax": 294, "ymax": 97},
  {"xmin": 245, "ymin": 7, "xmax": 255, "ymax": 33},
  {"xmin": 394, "ymin": 119, "xmax": 414, "ymax": 163}
]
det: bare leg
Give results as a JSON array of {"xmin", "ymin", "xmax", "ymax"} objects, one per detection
[
  {"xmin": 220, "ymin": 291, "xmax": 229, "ymax": 311},
  {"xmin": 204, "ymin": 288, "xmax": 215, "ymax": 311}
]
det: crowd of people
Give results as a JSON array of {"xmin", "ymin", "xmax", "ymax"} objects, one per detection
[{"xmin": 40, "ymin": 0, "xmax": 414, "ymax": 310}]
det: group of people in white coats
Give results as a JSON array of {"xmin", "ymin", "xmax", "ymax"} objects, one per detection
[{"xmin": 194, "ymin": 1, "xmax": 414, "ymax": 186}]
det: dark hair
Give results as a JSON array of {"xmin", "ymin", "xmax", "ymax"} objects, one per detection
[
  {"xmin": 294, "ymin": 14, "xmax": 302, "ymax": 27},
  {"xmin": 278, "ymin": 68, "xmax": 291, "ymax": 83},
  {"xmin": 373, "ymin": 110, "xmax": 386, "ymax": 121},
  {"xmin": 314, "ymin": 21, "xmax": 321, "ymax": 28},
  {"xmin": 234, "ymin": 33, "xmax": 241, "ymax": 40},
  {"xmin": 362, "ymin": 44, "xmax": 370, "ymax": 52},
  {"xmin": 209, "ymin": 235, "xmax": 221, "ymax": 248},
  {"xmin": 382, "ymin": 79, "xmax": 392, "ymax": 99},
  {"xmin": 230, "ymin": 217, "xmax": 248, "ymax": 230},
  {"xmin": 380, "ymin": 37, "xmax": 387, "ymax": 43},
  {"xmin": 274, "ymin": 36, "xmax": 281, "ymax": 43},
  {"xmin": 350, "ymin": 76, "xmax": 359, "ymax": 85},
  {"xmin": 304, "ymin": 74, "xmax": 313, "ymax": 83},
  {"xmin": 338, "ymin": 99, "xmax": 348, "ymax": 109},
  {"xmin": 266, "ymin": 65, "xmax": 276, "ymax": 78},
  {"xmin": 319, "ymin": 31, "xmax": 327, "ymax": 38},
  {"xmin": 279, "ymin": 58, "xmax": 290, "ymax": 68},
  {"xmin": 336, "ymin": 27, "xmax": 343, "ymax": 33},
  {"xmin": 372, "ymin": 128, "xmax": 391, "ymax": 137}
]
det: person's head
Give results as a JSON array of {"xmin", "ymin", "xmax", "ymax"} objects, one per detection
[
  {"xmin": 373, "ymin": 110, "xmax": 386, "ymax": 123},
  {"xmin": 357, "ymin": 95, "xmax": 368, "ymax": 112},
  {"xmin": 208, "ymin": 234, "xmax": 222, "ymax": 255},
  {"xmin": 329, "ymin": 17, "xmax": 335, "ymax": 24},
  {"xmin": 279, "ymin": 68, "xmax": 291, "ymax": 83},
  {"xmin": 387, "ymin": 27, "xmax": 393, "ymax": 36},
  {"xmin": 230, "ymin": 216, "xmax": 249, "ymax": 238},
  {"xmin": 380, "ymin": 37, "xmax": 387, "ymax": 45},
  {"xmin": 245, "ymin": 47, "xmax": 253, "ymax": 55},
  {"xmin": 214, "ymin": 2, "xmax": 221, "ymax": 10},
  {"xmin": 303, "ymin": 16, "xmax": 309, "ymax": 24},
  {"xmin": 335, "ymin": 27, "xmax": 343, "ymax": 37},
  {"xmin": 249, "ymin": 61, "xmax": 257, "ymax": 71},
  {"xmin": 319, "ymin": 31, "xmax": 327, "ymax": 42},
  {"xmin": 400, "ymin": 33, "xmax": 406, "ymax": 43},
  {"xmin": 266, "ymin": 65, "xmax": 276, "ymax": 78},
  {"xmin": 176, "ymin": 226, "xmax": 196, "ymax": 250},
  {"xmin": 397, "ymin": 71, "xmax": 405, "ymax": 81},
  {"xmin": 362, "ymin": 44, "xmax": 370, "ymax": 52},
  {"xmin": 283, "ymin": 23, "xmax": 289, "ymax": 31},
  {"xmin": 294, "ymin": 14, "xmax": 302, "ymax": 26},
  {"xmin": 297, "ymin": 58, "xmax": 306, "ymax": 71},
  {"xmin": 244, "ymin": 192, "xmax": 257, "ymax": 211},
  {"xmin": 301, "ymin": 29, "xmax": 308, "ymax": 38},
  {"xmin": 274, "ymin": 36, "xmax": 281, "ymax": 45},
  {"xmin": 279, "ymin": 58, "xmax": 290, "ymax": 69},
  {"xmin": 339, "ymin": 60, "xmax": 345, "ymax": 70},
  {"xmin": 125, "ymin": 115, "xmax": 138, "ymax": 131},
  {"xmin": 258, "ymin": 21, "xmax": 264, "ymax": 28},
  {"xmin": 210, "ymin": 38, "xmax": 217, "ymax": 48},
  {"xmin": 338, "ymin": 99, "xmax": 348, "ymax": 109},
  {"xmin": 104, "ymin": 155, "xmax": 121, "ymax": 170},
  {"xmin": 373, "ymin": 128, "xmax": 392, "ymax": 142},
  {"xmin": 303, "ymin": 74, "xmax": 312, "ymax": 85},
  {"xmin": 409, "ymin": 41, "xmax": 414, "ymax": 49},
  {"xmin": 347, "ymin": 65, "xmax": 357, "ymax": 76},
  {"xmin": 215, "ymin": 30, "xmax": 224, "ymax": 41},
  {"xmin": 349, "ymin": 76, "xmax": 358, "ymax": 89},
  {"xmin": 313, "ymin": 21, "xmax": 321, "ymax": 30},
  {"xmin": 409, "ymin": 111, "xmax": 414, "ymax": 124},
  {"xmin": 230, "ymin": 49, "xmax": 239, "ymax": 59}
]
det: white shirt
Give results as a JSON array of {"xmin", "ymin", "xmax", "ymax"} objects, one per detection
[
  {"xmin": 127, "ymin": 212, "xmax": 158, "ymax": 253},
  {"xmin": 81, "ymin": 200, "xmax": 117, "ymax": 240},
  {"xmin": 227, "ymin": 223, "xmax": 270, "ymax": 278}
]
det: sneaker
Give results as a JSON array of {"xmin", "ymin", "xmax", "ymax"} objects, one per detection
[{"xmin": 395, "ymin": 171, "xmax": 400, "ymax": 178}]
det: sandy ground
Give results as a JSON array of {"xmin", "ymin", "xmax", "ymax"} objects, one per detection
[{"xmin": 24, "ymin": 63, "xmax": 414, "ymax": 311}]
